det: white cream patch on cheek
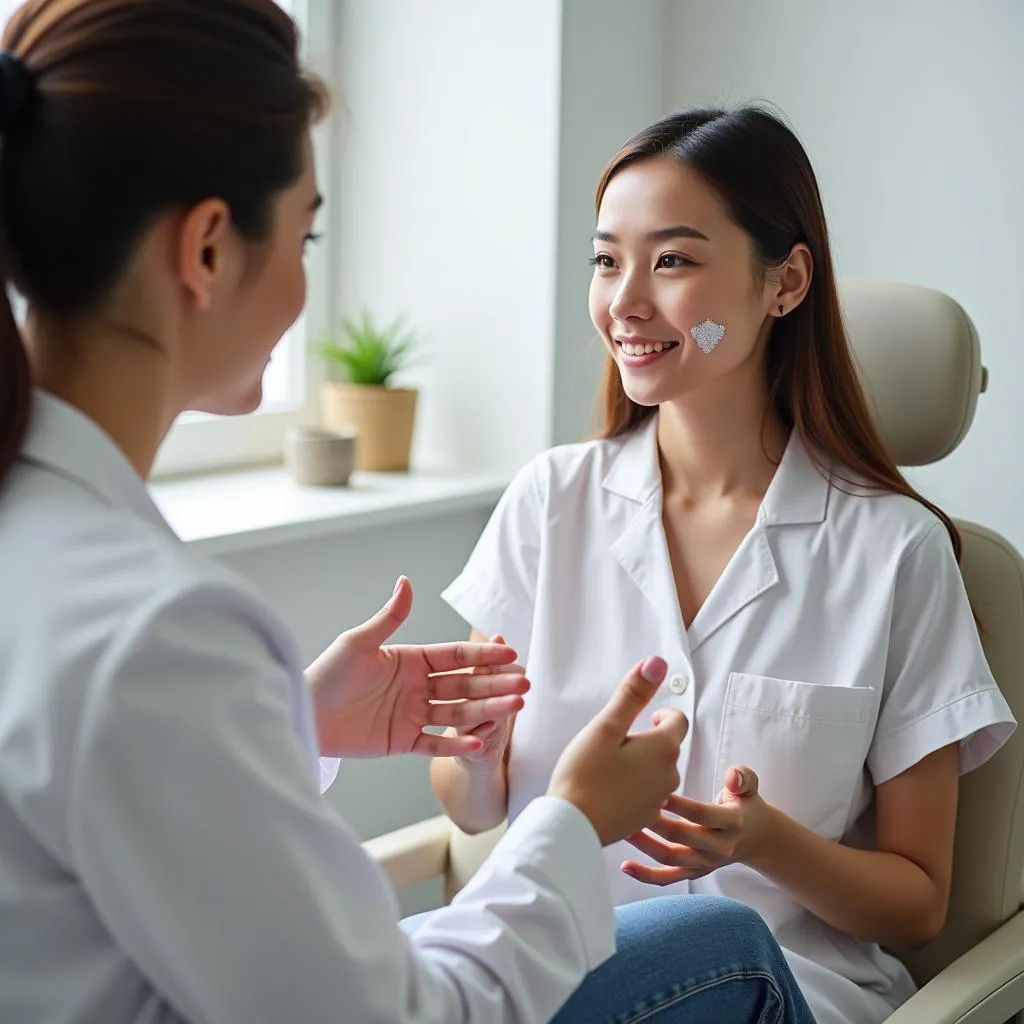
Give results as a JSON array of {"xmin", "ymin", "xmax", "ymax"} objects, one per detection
[{"xmin": 689, "ymin": 318, "xmax": 726, "ymax": 354}]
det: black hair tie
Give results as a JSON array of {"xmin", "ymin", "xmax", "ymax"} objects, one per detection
[{"xmin": 0, "ymin": 51, "xmax": 33, "ymax": 136}]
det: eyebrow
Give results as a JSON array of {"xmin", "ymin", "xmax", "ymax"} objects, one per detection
[
  {"xmin": 592, "ymin": 224, "xmax": 710, "ymax": 243},
  {"xmin": 309, "ymin": 194, "xmax": 324, "ymax": 212}
]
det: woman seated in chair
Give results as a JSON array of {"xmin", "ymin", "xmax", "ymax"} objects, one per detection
[{"xmin": 431, "ymin": 106, "xmax": 1016, "ymax": 1024}]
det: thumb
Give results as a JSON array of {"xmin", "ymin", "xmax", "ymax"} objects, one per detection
[
  {"xmin": 725, "ymin": 765, "xmax": 758, "ymax": 798},
  {"xmin": 352, "ymin": 576, "xmax": 413, "ymax": 647},
  {"xmin": 596, "ymin": 656, "xmax": 668, "ymax": 735}
]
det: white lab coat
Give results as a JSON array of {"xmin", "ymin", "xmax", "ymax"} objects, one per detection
[
  {"xmin": 443, "ymin": 413, "xmax": 1016, "ymax": 1024},
  {"xmin": 0, "ymin": 391, "xmax": 616, "ymax": 1024}
]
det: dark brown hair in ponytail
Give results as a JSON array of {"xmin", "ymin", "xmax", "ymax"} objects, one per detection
[
  {"xmin": 0, "ymin": 0, "xmax": 327, "ymax": 487},
  {"xmin": 0, "ymin": 48, "xmax": 32, "ymax": 488},
  {"xmin": 0, "ymin": 247, "xmax": 30, "ymax": 486}
]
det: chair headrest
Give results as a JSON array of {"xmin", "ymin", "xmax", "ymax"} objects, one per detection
[{"xmin": 839, "ymin": 278, "xmax": 986, "ymax": 466}]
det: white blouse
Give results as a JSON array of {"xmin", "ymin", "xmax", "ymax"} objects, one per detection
[{"xmin": 443, "ymin": 413, "xmax": 1016, "ymax": 1024}]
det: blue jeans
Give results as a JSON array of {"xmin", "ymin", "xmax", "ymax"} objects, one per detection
[{"xmin": 402, "ymin": 894, "xmax": 816, "ymax": 1024}]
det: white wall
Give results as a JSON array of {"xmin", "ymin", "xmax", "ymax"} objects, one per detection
[
  {"xmin": 663, "ymin": 0, "xmax": 1024, "ymax": 549},
  {"xmin": 331, "ymin": 0, "xmax": 673, "ymax": 457},
  {"xmin": 333, "ymin": 0, "xmax": 562, "ymax": 476},
  {"xmin": 550, "ymin": 0, "xmax": 669, "ymax": 444}
]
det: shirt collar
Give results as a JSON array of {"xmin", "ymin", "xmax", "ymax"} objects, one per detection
[
  {"xmin": 601, "ymin": 411, "xmax": 831, "ymax": 526},
  {"xmin": 19, "ymin": 389, "xmax": 176, "ymax": 536},
  {"xmin": 601, "ymin": 414, "xmax": 662, "ymax": 505}
]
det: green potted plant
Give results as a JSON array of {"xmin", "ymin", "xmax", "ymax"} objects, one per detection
[{"xmin": 314, "ymin": 310, "xmax": 419, "ymax": 472}]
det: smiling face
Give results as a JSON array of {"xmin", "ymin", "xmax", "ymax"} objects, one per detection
[{"xmin": 588, "ymin": 155, "xmax": 782, "ymax": 409}]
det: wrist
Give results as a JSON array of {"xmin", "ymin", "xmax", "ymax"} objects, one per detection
[
  {"xmin": 305, "ymin": 686, "xmax": 333, "ymax": 756},
  {"xmin": 740, "ymin": 800, "xmax": 788, "ymax": 871},
  {"xmin": 454, "ymin": 754, "xmax": 506, "ymax": 777}
]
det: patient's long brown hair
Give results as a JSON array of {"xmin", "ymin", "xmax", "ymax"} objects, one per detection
[{"xmin": 595, "ymin": 107, "xmax": 961, "ymax": 560}]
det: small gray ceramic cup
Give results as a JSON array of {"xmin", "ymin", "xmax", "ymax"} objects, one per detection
[{"xmin": 284, "ymin": 425, "xmax": 357, "ymax": 487}]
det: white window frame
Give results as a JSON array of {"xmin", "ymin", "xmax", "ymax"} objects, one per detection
[{"xmin": 151, "ymin": 0, "xmax": 336, "ymax": 479}]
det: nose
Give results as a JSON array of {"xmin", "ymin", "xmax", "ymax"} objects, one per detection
[{"xmin": 608, "ymin": 272, "xmax": 654, "ymax": 323}]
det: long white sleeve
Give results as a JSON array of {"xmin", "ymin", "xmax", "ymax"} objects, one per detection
[{"xmin": 66, "ymin": 584, "xmax": 615, "ymax": 1024}]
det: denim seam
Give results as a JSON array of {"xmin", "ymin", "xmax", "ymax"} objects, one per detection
[{"xmin": 614, "ymin": 968, "xmax": 785, "ymax": 1024}]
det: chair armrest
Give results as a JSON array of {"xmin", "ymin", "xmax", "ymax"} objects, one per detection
[
  {"xmin": 363, "ymin": 814, "xmax": 453, "ymax": 892},
  {"xmin": 445, "ymin": 820, "xmax": 507, "ymax": 902},
  {"xmin": 887, "ymin": 911, "xmax": 1024, "ymax": 1024}
]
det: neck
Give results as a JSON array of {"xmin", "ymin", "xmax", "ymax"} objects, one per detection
[
  {"xmin": 24, "ymin": 314, "xmax": 178, "ymax": 480},
  {"xmin": 656, "ymin": 361, "xmax": 789, "ymax": 503}
]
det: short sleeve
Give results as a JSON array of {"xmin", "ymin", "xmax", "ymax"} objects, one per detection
[
  {"xmin": 867, "ymin": 523, "xmax": 1016, "ymax": 785},
  {"xmin": 441, "ymin": 459, "xmax": 544, "ymax": 660}
]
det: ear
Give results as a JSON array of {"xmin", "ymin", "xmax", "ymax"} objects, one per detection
[
  {"xmin": 177, "ymin": 199, "xmax": 233, "ymax": 311},
  {"xmin": 771, "ymin": 242, "xmax": 813, "ymax": 318}
]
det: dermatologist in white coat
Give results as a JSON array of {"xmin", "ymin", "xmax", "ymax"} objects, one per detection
[
  {"xmin": 0, "ymin": 3, "xmax": 690, "ymax": 1023},
  {"xmin": 432, "ymin": 107, "xmax": 1017, "ymax": 1024}
]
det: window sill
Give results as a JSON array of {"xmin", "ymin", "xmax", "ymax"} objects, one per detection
[{"xmin": 149, "ymin": 465, "xmax": 509, "ymax": 557}]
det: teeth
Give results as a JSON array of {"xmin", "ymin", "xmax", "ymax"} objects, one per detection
[{"xmin": 620, "ymin": 341, "xmax": 676, "ymax": 356}]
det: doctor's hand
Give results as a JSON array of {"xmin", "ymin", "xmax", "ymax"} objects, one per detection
[
  {"xmin": 547, "ymin": 656, "xmax": 688, "ymax": 847},
  {"xmin": 306, "ymin": 577, "xmax": 530, "ymax": 759},
  {"xmin": 621, "ymin": 765, "xmax": 771, "ymax": 884}
]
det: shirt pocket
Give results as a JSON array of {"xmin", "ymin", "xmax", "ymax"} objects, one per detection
[{"xmin": 714, "ymin": 673, "xmax": 875, "ymax": 840}]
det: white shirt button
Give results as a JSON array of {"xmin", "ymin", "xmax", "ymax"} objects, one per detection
[{"xmin": 668, "ymin": 673, "xmax": 690, "ymax": 695}]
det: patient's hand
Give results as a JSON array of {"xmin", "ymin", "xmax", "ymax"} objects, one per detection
[
  {"xmin": 621, "ymin": 765, "xmax": 771, "ymax": 883},
  {"xmin": 306, "ymin": 578, "xmax": 530, "ymax": 759},
  {"xmin": 451, "ymin": 635, "xmax": 522, "ymax": 776}
]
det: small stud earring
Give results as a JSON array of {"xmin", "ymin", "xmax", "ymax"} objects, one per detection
[{"xmin": 778, "ymin": 304, "xmax": 784, "ymax": 315}]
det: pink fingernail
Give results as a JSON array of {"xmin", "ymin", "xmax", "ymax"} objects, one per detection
[{"xmin": 641, "ymin": 656, "xmax": 667, "ymax": 684}]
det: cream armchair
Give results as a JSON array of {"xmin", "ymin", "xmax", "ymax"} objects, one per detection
[{"xmin": 364, "ymin": 280, "xmax": 1024, "ymax": 1024}]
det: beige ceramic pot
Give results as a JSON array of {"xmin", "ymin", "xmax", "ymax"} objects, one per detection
[
  {"xmin": 283, "ymin": 425, "xmax": 357, "ymax": 487},
  {"xmin": 320, "ymin": 382, "xmax": 418, "ymax": 472}
]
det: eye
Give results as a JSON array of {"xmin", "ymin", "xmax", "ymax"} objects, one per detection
[
  {"xmin": 656, "ymin": 253, "xmax": 695, "ymax": 269},
  {"xmin": 588, "ymin": 253, "xmax": 616, "ymax": 270},
  {"xmin": 303, "ymin": 231, "xmax": 323, "ymax": 251}
]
